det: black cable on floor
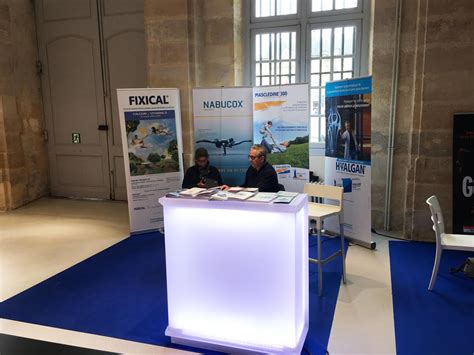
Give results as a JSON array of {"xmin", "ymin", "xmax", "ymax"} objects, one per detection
[{"xmin": 371, "ymin": 227, "xmax": 407, "ymax": 241}]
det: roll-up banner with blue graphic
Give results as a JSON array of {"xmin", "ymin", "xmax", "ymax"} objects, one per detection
[
  {"xmin": 117, "ymin": 88, "xmax": 184, "ymax": 233},
  {"xmin": 253, "ymin": 84, "xmax": 310, "ymax": 192},
  {"xmin": 324, "ymin": 77, "xmax": 372, "ymax": 244},
  {"xmin": 193, "ymin": 87, "xmax": 254, "ymax": 186}
]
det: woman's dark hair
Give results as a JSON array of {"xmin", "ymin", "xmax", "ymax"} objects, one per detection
[{"xmin": 194, "ymin": 147, "xmax": 209, "ymax": 160}]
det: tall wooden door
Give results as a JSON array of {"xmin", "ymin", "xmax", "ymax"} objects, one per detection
[
  {"xmin": 100, "ymin": 0, "xmax": 146, "ymax": 200},
  {"xmin": 35, "ymin": 0, "xmax": 145, "ymax": 200}
]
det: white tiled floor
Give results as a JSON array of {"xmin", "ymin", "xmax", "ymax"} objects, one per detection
[
  {"xmin": 0, "ymin": 197, "xmax": 397, "ymax": 354},
  {"xmin": 0, "ymin": 197, "xmax": 130, "ymax": 302},
  {"xmin": 327, "ymin": 236, "xmax": 397, "ymax": 355}
]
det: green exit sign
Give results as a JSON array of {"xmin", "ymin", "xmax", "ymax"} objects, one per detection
[{"xmin": 72, "ymin": 133, "xmax": 81, "ymax": 144}]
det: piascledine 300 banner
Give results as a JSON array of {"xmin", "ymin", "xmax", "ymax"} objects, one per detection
[
  {"xmin": 117, "ymin": 88, "xmax": 184, "ymax": 233},
  {"xmin": 253, "ymin": 84, "xmax": 310, "ymax": 192}
]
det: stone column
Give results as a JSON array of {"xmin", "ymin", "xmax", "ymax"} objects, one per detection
[
  {"xmin": 371, "ymin": 0, "xmax": 398, "ymax": 231},
  {"xmin": 372, "ymin": 0, "xmax": 474, "ymax": 240},
  {"xmin": 144, "ymin": 0, "xmax": 244, "ymax": 168},
  {"xmin": 0, "ymin": 0, "xmax": 48, "ymax": 211},
  {"xmin": 410, "ymin": 0, "xmax": 474, "ymax": 240}
]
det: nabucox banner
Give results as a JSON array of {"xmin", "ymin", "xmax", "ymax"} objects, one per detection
[
  {"xmin": 117, "ymin": 88, "xmax": 184, "ymax": 233},
  {"xmin": 324, "ymin": 76, "xmax": 372, "ymax": 245},
  {"xmin": 193, "ymin": 87, "xmax": 253, "ymax": 186}
]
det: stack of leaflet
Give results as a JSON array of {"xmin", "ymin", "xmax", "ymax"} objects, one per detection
[
  {"xmin": 273, "ymin": 191, "xmax": 299, "ymax": 204},
  {"xmin": 227, "ymin": 187, "xmax": 259, "ymax": 193},
  {"xmin": 208, "ymin": 190, "xmax": 257, "ymax": 201},
  {"xmin": 246, "ymin": 192, "xmax": 278, "ymax": 203},
  {"xmin": 165, "ymin": 191, "xmax": 182, "ymax": 198},
  {"xmin": 178, "ymin": 187, "xmax": 219, "ymax": 198}
]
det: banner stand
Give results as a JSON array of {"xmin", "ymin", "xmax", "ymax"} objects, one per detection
[
  {"xmin": 252, "ymin": 84, "xmax": 310, "ymax": 192},
  {"xmin": 192, "ymin": 84, "xmax": 310, "ymax": 192},
  {"xmin": 117, "ymin": 88, "xmax": 184, "ymax": 234},
  {"xmin": 193, "ymin": 87, "xmax": 253, "ymax": 186},
  {"xmin": 324, "ymin": 77, "xmax": 373, "ymax": 246},
  {"xmin": 343, "ymin": 233, "xmax": 376, "ymax": 250}
]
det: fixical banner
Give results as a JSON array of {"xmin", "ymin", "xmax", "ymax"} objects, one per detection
[{"xmin": 117, "ymin": 88, "xmax": 184, "ymax": 233}]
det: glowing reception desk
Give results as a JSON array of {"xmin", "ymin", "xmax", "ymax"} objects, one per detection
[{"xmin": 159, "ymin": 195, "xmax": 308, "ymax": 354}]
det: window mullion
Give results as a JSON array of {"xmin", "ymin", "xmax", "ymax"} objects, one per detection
[
  {"xmin": 250, "ymin": 0, "xmax": 366, "ymax": 142},
  {"xmin": 259, "ymin": 35, "xmax": 262, "ymax": 85},
  {"xmin": 341, "ymin": 27, "xmax": 345, "ymax": 74},
  {"xmin": 331, "ymin": 25, "xmax": 334, "ymax": 81},
  {"xmin": 271, "ymin": 33, "xmax": 274, "ymax": 84},
  {"xmin": 268, "ymin": 33, "xmax": 271, "ymax": 85},
  {"xmin": 278, "ymin": 33, "xmax": 282, "ymax": 84},
  {"xmin": 319, "ymin": 28, "xmax": 323, "ymax": 142},
  {"xmin": 275, "ymin": 32, "xmax": 278, "ymax": 84}
]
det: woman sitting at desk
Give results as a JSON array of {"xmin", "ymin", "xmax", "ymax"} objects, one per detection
[{"xmin": 182, "ymin": 147, "xmax": 223, "ymax": 188}]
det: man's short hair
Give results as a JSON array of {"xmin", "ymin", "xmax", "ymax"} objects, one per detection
[
  {"xmin": 195, "ymin": 147, "xmax": 209, "ymax": 160},
  {"xmin": 251, "ymin": 144, "xmax": 267, "ymax": 159}
]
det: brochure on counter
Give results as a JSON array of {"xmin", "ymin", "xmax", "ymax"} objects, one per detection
[
  {"xmin": 179, "ymin": 187, "xmax": 218, "ymax": 197},
  {"xmin": 166, "ymin": 188, "xmax": 299, "ymax": 203},
  {"xmin": 209, "ymin": 191, "xmax": 256, "ymax": 201},
  {"xmin": 246, "ymin": 192, "xmax": 278, "ymax": 203},
  {"xmin": 166, "ymin": 187, "xmax": 219, "ymax": 199},
  {"xmin": 272, "ymin": 191, "xmax": 298, "ymax": 204}
]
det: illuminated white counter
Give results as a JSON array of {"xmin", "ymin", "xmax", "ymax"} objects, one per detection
[{"xmin": 159, "ymin": 195, "xmax": 308, "ymax": 354}]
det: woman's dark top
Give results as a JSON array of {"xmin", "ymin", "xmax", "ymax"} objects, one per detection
[
  {"xmin": 182, "ymin": 164, "xmax": 223, "ymax": 188},
  {"xmin": 242, "ymin": 161, "xmax": 280, "ymax": 192}
]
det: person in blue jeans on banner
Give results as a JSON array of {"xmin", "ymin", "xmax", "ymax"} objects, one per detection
[
  {"xmin": 259, "ymin": 121, "xmax": 276, "ymax": 154},
  {"xmin": 339, "ymin": 120, "xmax": 359, "ymax": 160}
]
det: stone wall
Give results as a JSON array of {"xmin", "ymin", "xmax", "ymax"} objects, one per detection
[
  {"xmin": 0, "ymin": 0, "xmax": 48, "ymax": 211},
  {"xmin": 2, "ymin": 0, "xmax": 471, "ymax": 229},
  {"xmin": 411, "ymin": 0, "xmax": 473, "ymax": 240},
  {"xmin": 144, "ymin": 0, "xmax": 244, "ymax": 168},
  {"xmin": 372, "ymin": 0, "xmax": 474, "ymax": 240}
]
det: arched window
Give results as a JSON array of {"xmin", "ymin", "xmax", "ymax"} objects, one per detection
[{"xmin": 247, "ymin": 0, "xmax": 370, "ymax": 144}]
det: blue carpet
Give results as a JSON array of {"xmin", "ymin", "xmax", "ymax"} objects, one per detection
[
  {"xmin": 389, "ymin": 241, "xmax": 474, "ymax": 355},
  {"xmin": 0, "ymin": 232, "xmax": 346, "ymax": 354},
  {"xmin": 306, "ymin": 236, "xmax": 348, "ymax": 355}
]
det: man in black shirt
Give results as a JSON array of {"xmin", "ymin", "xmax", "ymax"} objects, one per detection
[
  {"xmin": 242, "ymin": 144, "xmax": 280, "ymax": 192},
  {"xmin": 182, "ymin": 148, "xmax": 223, "ymax": 188}
]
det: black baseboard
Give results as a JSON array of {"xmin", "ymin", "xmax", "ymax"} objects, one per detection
[{"xmin": 0, "ymin": 334, "xmax": 117, "ymax": 355}]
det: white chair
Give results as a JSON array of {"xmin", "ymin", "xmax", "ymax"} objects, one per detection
[
  {"xmin": 304, "ymin": 183, "xmax": 346, "ymax": 296},
  {"xmin": 426, "ymin": 195, "xmax": 474, "ymax": 290}
]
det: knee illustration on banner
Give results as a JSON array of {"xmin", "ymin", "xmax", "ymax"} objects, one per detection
[{"xmin": 327, "ymin": 104, "xmax": 341, "ymax": 156}]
